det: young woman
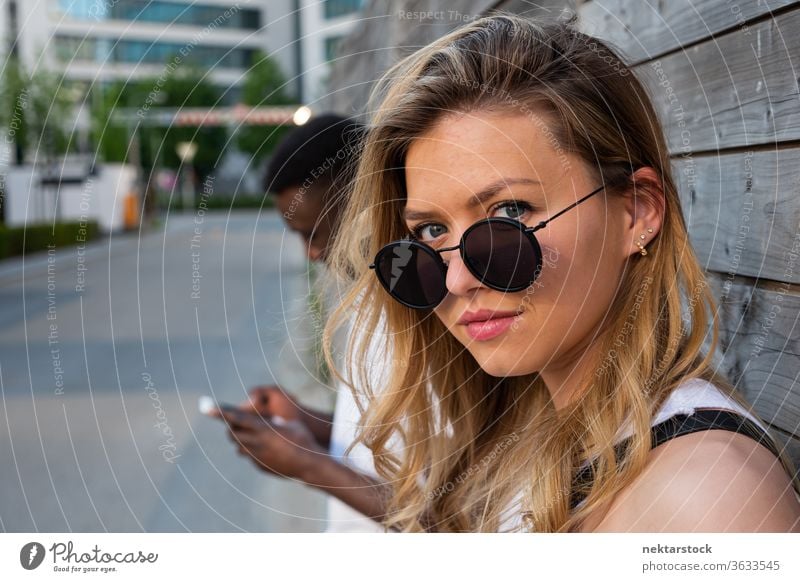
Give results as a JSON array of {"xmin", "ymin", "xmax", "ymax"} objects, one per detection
[{"xmin": 321, "ymin": 13, "xmax": 800, "ymax": 532}]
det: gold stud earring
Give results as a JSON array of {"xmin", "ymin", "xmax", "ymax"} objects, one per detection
[{"xmin": 636, "ymin": 232, "xmax": 649, "ymax": 256}]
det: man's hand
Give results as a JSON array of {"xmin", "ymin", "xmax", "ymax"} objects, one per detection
[
  {"xmin": 236, "ymin": 385, "xmax": 334, "ymax": 448},
  {"xmin": 239, "ymin": 384, "xmax": 303, "ymax": 419},
  {"xmin": 217, "ymin": 408, "xmax": 326, "ymax": 481},
  {"xmin": 211, "ymin": 391, "xmax": 390, "ymax": 524}
]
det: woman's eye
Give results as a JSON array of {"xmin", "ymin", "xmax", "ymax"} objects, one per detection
[
  {"xmin": 494, "ymin": 201, "xmax": 531, "ymax": 220},
  {"xmin": 411, "ymin": 223, "xmax": 446, "ymax": 241}
]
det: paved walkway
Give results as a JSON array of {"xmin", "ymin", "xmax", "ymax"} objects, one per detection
[{"xmin": 0, "ymin": 210, "xmax": 335, "ymax": 532}]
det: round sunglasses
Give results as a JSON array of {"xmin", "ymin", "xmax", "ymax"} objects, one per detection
[{"xmin": 369, "ymin": 181, "xmax": 610, "ymax": 309}]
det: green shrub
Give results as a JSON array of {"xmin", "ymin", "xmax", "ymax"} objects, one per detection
[{"xmin": 0, "ymin": 220, "xmax": 100, "ymax": 260}]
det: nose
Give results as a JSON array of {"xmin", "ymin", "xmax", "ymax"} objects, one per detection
[{"xmin": 442, "ymin": 245, "xmax": 483, "ymax": 297}]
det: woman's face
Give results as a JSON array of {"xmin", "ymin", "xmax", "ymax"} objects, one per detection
[{"xmin": 403, "ymin": 110, "xmax": 634, "ymax": 377}]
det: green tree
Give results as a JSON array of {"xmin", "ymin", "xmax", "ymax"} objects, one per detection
[
  {"xmin": 157, "ymin": 70, "xmax": 227, "ymax": 179},
  {"xmin": 0, "ymin": 57, "xmax": 29, "ymax": 164},
  {"xmin": 92, "ymin": 66, "xmax": 226, "ymax": 181},
  {"xmin": 0, "ymin": 57, "xmax": 73, "ymax": 163},
  {"xmin": 236, "ymin": 51, "xmax": 294, "ymax": 164},
  {"xmin": 91, "ymin": 80, "xmax": 131, "ymax": 164},
  {"xmin": 27, "ymin": 67, "xmax": 75, "ymax": 160}
]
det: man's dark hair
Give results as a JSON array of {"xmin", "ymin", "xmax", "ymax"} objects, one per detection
[{"xmin": 264, "ymin": 113, "xmax": 365, "ymax": 196}]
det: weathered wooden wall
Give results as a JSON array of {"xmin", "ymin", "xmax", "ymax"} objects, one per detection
[
  {"xmin": 323, "ymin": 0, "xmax": 800, "ymax": 473},
  {"xmin": 579, "ymin": 0, "xmax": 800, "ymax": 476}
]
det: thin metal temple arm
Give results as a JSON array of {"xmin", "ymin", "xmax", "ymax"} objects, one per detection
[
  {"xmin": 526, "ymin": 182, "xmax": 607, "ymax": 234},
  {"xmin": 369, "ymin": 178, "xmax": 617, "ymax": 267}
]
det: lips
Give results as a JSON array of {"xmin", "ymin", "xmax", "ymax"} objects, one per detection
[
  {"xmin": 458, "ymin": 309, "xmax": 522, "ymax": 341},
  {"xmin": 457, "ymin": 308, "xmax": 521, "ymax": 325}
]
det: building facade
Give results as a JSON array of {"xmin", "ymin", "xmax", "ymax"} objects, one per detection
[
  {"xmin": 1, "ymin": 0, "xmax": 297, "ymax": 102},
  {"xmin": 298, "ymin": 0, "xmax": 364, "ymax": 103}
]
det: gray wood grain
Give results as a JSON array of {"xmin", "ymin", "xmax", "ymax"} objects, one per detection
[
  {"xmin": 770, "ymin": 428, "xmax": 800, "ymax": 480},
  {"xmin": 706, "ymin": 272, "xmax": 800, "ymax": 438},
  {"xmin": 579, "ymin": 0, "xmax": 799, "ymax": 64},
  {"xmin": 628, "ymin": 8, "xmax": 800, "ymax": 151},
  {"xmin": 672, "ymin": 148, "xmax": 800, "ymax": 285}
]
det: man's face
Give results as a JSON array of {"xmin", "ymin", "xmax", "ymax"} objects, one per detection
[{"xmin": 275, "ymin": 182, "xmax": 337, "ymax": 262}]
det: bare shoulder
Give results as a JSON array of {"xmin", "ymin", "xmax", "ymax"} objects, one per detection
[{"xmin": 586, "ymin": 430, "xmax": 800, "ymax": 532}]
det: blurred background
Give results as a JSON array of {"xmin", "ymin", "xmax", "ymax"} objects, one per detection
[{"xmin": 0, "ymin": 0, "xmax": 798, "ymax": 531}]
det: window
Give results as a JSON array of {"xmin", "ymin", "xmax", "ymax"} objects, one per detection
[
  {"xmin": 323, "ymin": 0, "xmax": 363, "ymax": 20},
  {"xmin": 58, "ymin": 0, "xmax": 261, "ymax": 30},
  {"xmin": 324, "ymin": 36, "xmax": 344, "ymax": 62},
  {"xmin": 54, "ymin": 35, "xmax": 255, "ymax": 69}
]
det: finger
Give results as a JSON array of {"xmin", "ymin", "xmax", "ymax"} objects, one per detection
[
  {"xmin": 237, "ymin": 400, "xmax": 259, "ymax": 414},
  {"xmin": 243, "ymin": 385, "xmax": 281, "ymax": 415},
  {"xmin": 248, "ymin": 385, "xmax": 278, "ymax": 406},
  {"xmin": 218, "ymin": 409, "xmax": 264, "ymax": 431},
  {"xmin": 228, "ymin": 430, "xmax": 263, "ymax": 451},
  {"xmin": 232, "ymin": 431, "xmax": 264, "ymax": 447},
  {"xmin": 239, "ymin": 393, "xmax": 266, "ymax": 413}
]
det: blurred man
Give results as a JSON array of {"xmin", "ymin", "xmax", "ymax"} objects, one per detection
[
  {"xmin": 214, "ymin": 114, "xmax": 388, "ymax": 532},
  {"xmin": 267, "ymin": 113, "xmax": 356, "ymax": 262}
]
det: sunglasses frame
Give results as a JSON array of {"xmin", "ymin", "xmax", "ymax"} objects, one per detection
[{"xmin": 369, "ymin": 180, "xmax": 613, "ymax": 309}]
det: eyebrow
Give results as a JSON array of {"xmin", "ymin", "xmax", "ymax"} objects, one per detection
[{"xmin": 402, "ymin": 178, "xmax": 542, "ymax": 221}]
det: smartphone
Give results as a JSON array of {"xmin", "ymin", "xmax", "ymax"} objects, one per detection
[
  {"xmin": 198, "ymin": 395, "xmax": 288, "ymax": 425},
  {"xmin": 198, "ymin": 396, "xmax": 238, "ymax": 416}
]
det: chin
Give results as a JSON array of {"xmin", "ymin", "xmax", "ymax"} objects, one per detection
[{"xmin": 471, "ymin": 350, "xmax": 537, "ymax": 378}]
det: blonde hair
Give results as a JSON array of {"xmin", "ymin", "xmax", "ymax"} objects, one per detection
[{"xmin": 320, "ymin": 12, "xmax": 799, "ymax": 532}]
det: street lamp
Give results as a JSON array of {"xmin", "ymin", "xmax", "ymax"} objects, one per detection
[
  {"xmin": 175, "ymin": 141, "xmax": 198, "ymax": 212},
  {"xmin": 293, "ymin": 106, "xmax": 312, "ymax": 125}
]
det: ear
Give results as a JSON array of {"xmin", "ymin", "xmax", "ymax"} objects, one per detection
[{"xmin": 620, "ymin": 167, "xmax": 665, "ymax": 258}]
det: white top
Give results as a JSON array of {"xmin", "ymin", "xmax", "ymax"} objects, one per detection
[
  {"xmin": 324, "ymin": 310, "xmax": 391, "ymax": 533},
  {"xmin": 499, "ymin": 377, "xmax": 789, "ymax": 532},
  {"xmin": 616, "ymin": 377, "xmax": 768, "ymax": 440},
  {"xmin": 325, "ymin": 385, "xmax": 386, "ymax": 532}
]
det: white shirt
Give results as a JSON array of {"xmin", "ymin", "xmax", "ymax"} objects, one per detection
[{"xmin": 324, "ymin": 309, "xmax": 391, "ymax": 532}]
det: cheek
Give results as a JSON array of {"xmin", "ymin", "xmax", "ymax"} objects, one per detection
[
  {"xmin": 539, "ymin": 231, "xmax": 623, "ymax": 339},
  {"xmin": 542, "ymin": 226, "xmax": 612, "ymax": 295},
  {"xmin": 513, "ymin": 234, "xmax": 611, "ymax": 332},
  {"xmin": 432, "ymin": 302, "xmax": 459, "ymax": 333}
]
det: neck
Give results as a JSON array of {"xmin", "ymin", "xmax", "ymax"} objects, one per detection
[{"xmin": 539, "ymin": 340, "xmax": 603, "ymax": 412}]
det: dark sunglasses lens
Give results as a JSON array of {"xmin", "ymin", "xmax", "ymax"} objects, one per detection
[
  {"xmin": 463, "ymin": 220, "xmax": 540, "ymax": 290},
  {"xmin": 375, "ymin": 241, "xmax": 445, "ymax": 308}
]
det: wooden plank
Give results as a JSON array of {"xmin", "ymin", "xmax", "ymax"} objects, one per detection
[
  {"xmin": 705, "ymin": 272, "xmax": 800, "ymax": 437},
  {"xmin": 672, "ymin": 148, "xmax": 800, "ymax": 285},
  {"xmin": 579, "ymin": 0, "xmax": 800, "ymax": 64},
  {"xmin": 630, "ymin": 8, "xmax": 800, "ymax": 151}
]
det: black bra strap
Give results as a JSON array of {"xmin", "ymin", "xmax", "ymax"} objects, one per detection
[{"xmin": 569, "ymin": 409, "xmax": 781, "ymax": 510}]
